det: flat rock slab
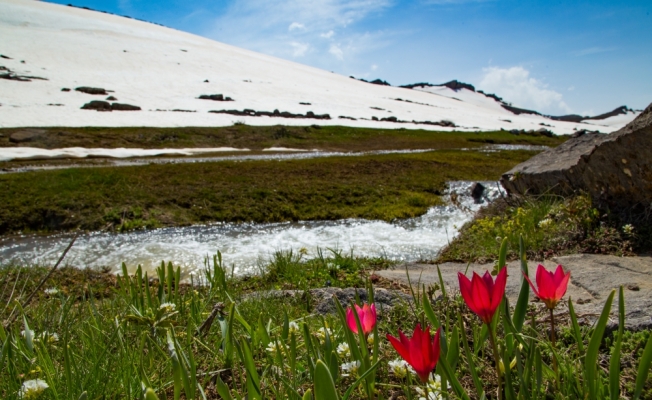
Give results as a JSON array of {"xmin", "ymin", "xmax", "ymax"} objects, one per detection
[{"xmin": 376, "ymin": 254, "xmax": 652, "ymax": 330}]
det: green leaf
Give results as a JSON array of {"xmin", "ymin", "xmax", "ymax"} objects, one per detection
[
  {"xmin": 314, "ymin": 360, "xmax": 340, "ymax": 400},
  {"xmin": 609, "ymin": 286, "xmax": 625, "ymax": 400},
  {"xmin": 77, "ymin": 391, "xmax": 88, "ymax": 400},
  {"xmin": 447, "ymin": 326, "xmax": 460, "ymax": 371},
  {"xmin": 437, "ymin": 265, "xmax": 447, "ymax": 298},
  {"xmin": 23, "ymin": 315, "xmax": 34, "ymax": 353},
  {"xmin": 422, "ymin": 288, "xmax": 441, "ymax": 329},
  {"xmin": 143, "ymin": 388, "xmax": 158, "ymax": 400},
  {"xmin": 458, "ymin": 314, "xmax": 484, "ymax": 398},
  {"xmin": 633, "ymin": 328, "xmax": 652, "ymax": 399},
  {"xmin": 236, "ymin": 339, "xmax": 262, "ymax": 400},
  {"xmin": 215, "ymin": 375, "xmax": 234, "ymax": 400},
  {"xmin": 568, "ymin": 298, "xmax": 585, "ymax": 356},
  {"xmin": 437, "ymin": 352, "xmax": 471, "ymax": 400},
  {"xmin": 585, "ymin": 289, "xmax": 615, "ymax": 398},
  {"xmin": 302, "ymin": 389, "xmax": 313, "ymax": 400},
  {"xmin": 512, "ymin": 235, "xmax": 529, "ymax": 332}
]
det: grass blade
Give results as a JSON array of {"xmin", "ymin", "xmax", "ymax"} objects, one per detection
[
  {"xmin": 609, "ymin": 286, "xmax": 624, "ymax": 400},
  {"xmin": 585, "ymin": 289, "xmax": 615, "ymax": 398},
  {"xmin": 633, "ymin": 329, "xmax": 652, "ymax": 399},
  {"xmin": 314, "ymin": 359, "xmax": 340, "ymax": 400}
]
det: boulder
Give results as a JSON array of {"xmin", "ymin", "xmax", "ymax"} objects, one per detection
[
  {"xmin": 106, "ymin": 96, "xmax": 117, "ymax": 101},
  {"xmin": 111, "ymin": 103, "xmax": 141, "ymax": 111},
  {"xmin": 501, "ymin": 102, "xmax": 652, "ymax": 210},
  {"xmin": 81, "ymin": 100, "xmax": 111, "ymax": 111},
  {"xmin": 75, "ymin": 86, "xmax": 108, "ymax": 95},
  {"xmin": 470, "ymin": 182, "xmax": 485, "ymax": 204},
  {"xmin": 9, "ymin": 129, "xmax": 46, "ymax": 143}
]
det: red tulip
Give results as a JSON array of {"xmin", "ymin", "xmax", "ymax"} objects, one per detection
[
  {"xmin": 386, "ymin": 324, "xmax": 441, "ymax": 383},
  {"xmin": 458, "ymin": 267, "xmax": 508, "ymax": 324},
  {"xmin": 346, "ymin": 303, "xmax": 377, "ymax": 335},
  {"xmin": 523, "ymin": 264, "xmax": 570, "ymax": 309}
]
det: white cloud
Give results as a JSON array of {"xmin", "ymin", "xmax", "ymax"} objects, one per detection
[
  {"xmin": 329, "ymin": 44, "xmax": 344, "ymax": 60},
  {"xmin": 321, "ymin": 30, "xmax": 335, "ymax": 39},
  {"xmin": 567, "ymin": 85, "xmax": 575, "ymax": 91},
  {"xmin": 207, "ymin": 0, "xmax": 392, "ymax": 62},
  {"xmin": 371, "ymin": 64, "xmax": 378, "ymax": 70},
  {"xmin": 479, "ymin": 66, "xmax": 572, "ymax": 115},
  {"xmin": 291, "ymin": 42, "xmax": 310, "ymax": 57}
]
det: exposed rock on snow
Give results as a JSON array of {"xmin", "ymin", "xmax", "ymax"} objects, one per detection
[
  {"xmin": 209, "ymin": 109, "xmax": 331, "ymax": 120},
  {"xmin": 81, "ymin": 100, "xmax": 111, "ymax": 111},
  {"xmin": 111, "ymin": 103, "xmax": 141, "ymax": 111},
  {"xmin": 501, "ymin": 102, "xmax": 652, "ymax": 210},
  {"xmin": 198, "ymin": 94, "xmax": 234, "ymax": 101},
  {"xmin": 81, "ymin": 101, "xmax": 141, "ymax": 111},
  {"xmin": 75, "ymin": 86, "xmax": 108, "ymax": 95}
]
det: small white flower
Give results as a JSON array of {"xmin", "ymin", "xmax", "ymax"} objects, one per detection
[
  {"xmin": 21, "ymin": 329, "xmax": 34, "ymax": 338},
  {"xmin": 340, "ymin": 360, "xmax": 360, "ymax": 377},
  {"xmin": 414, "ymin": 373, "xmax": 447, "ymax": 400},
  {"xmin": 44, "ymin": 288, "xmax": 59, "ymax": 295},
  {"xmin": 18, "ymin": 379, "xmax": 49, "ymax": 399},
  {"xmin": 315, "ymin": 327, "xmax": 333, "ymax": 341},
  {"xmin": 159, "ymin": 302, "xmax": 176, "ymax": 313},
  {"xmin": 288, "ymin": 321, "xmax": 300, "ymax": 334},
  {"xmin": 336, "ymin": 342, "xmax": 350, "ymax": 359},
  {"xmin": 622, "ymin": 224, "xmax": 635, "ymax": 235},
  {"xmin": 37, "ymin": 332, "xmax": 59, "ymax": 344},
  {"xmin": 388, "ymin": 358, "xmax": 411, "ymax": 379},
  {"xmin": 266, "ymin": 341, "xmax": 286, "ymax": 357},
  {"xmin": 538, "ymin": 218, "xmax": 553, "ymax": 229}
]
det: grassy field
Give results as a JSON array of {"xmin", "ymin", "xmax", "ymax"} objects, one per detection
[
  {"xmin": 1, "ymin": 250, "xmax": 650, "ymax": 399},
  {"xmin": 0, "ymin": 149, "xmax": 539, "ymax": 235},
  {"xmin": 0, "ymin": 125, "xmax": 566, "ymax": 151}
]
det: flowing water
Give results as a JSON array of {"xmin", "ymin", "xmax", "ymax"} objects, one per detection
[{"xmin": 0, "ymin": 181, "xmax": 501, "ymax": 275}]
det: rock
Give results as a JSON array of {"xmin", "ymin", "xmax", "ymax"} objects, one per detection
[
  {"xmin": 376, "ymin": 254, "xmax": 652, "ymax": 330},
  {"xmin": 81, "ymin": 100, "xmax": 112, "ymax": 111},
  {"xmin": 501, "ymin": 102, "xmax": 652, "ymax": 211},
  {"xmin": 61, "ymin": 88, "xmax": 71, "ymax": 92},
  {"xmin": 247, "ymin": 287, "xmax": 411, "ymax": 315},
  {"xmin": 111, "ymin": 103, "xmax": 141, "ymax": 111},
  {"xmin": 106, "ymin": 96, "xmax": 117, "ymax": 101},
  {"xmin": 470, "ymin": 182, "xmax": 485, "ymax": 204},
  {"xmin": 75, "ymin": 86, "xmax": 108, "ymax": 95},
  {"xmin": 9, "ymin": 129, "xmax": 46, "ymax": 143},
  {"xmin": 199, "ymin": 94, "xmax": 233, "ymax": 101}
]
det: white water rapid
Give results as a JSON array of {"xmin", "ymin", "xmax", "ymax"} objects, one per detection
[{"xmin": 0, "ymin": 181, "xmax": 501, "ymax": 275}]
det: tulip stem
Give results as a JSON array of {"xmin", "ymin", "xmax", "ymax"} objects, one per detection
[
  {"xmin": 488, "ymin": 326, "xmax": 503, "ymax": 400},
  {"xmin": 549, "ymin": 308, "xmax": 559, "ymax": 379}
]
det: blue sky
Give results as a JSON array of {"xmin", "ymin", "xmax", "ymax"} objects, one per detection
[{"xmin": 47, "ymin": 0, "xmax": 651, "ymax": 115}]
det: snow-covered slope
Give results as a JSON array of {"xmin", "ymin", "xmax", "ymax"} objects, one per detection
[{"xmin": 0, "ymin": 0, "xmax": 638, "ymax": 133}]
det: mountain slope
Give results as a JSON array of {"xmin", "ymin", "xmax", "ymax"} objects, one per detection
[{"xmin": 0, "ymin": 0, "xmax": 638, "ymax": 133}]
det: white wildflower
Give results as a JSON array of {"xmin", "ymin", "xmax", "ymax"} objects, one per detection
[
  {"xmin": 44, "ymin": 288, "xmax": 59, "ymax": 295},
  {"xmin": 336, "ymin": 342, "xmax": 350, "ymax": 359},
  {"xmin": 341, "ymin": 360, "xmax": 360, "ymax": 377},
  {"xmin": 315, "ymin": 327, "xmax": 333, "ymax": 341},
  {"xmin": 388, "ymin": 358, "xmax": 411, "ymax": 379},
  {"xmin": 266, "ymin": 341, "xmax": 286, "ymax": 357},
  {"xmin": 159, "ymin": 302, "xmax": 176, "ymax": 313},
  {"xmin": 414, "ymin": 373, "xmax": 448, "ymax": 400},
  {"xmin": 36, "ymin": 332, "xmax": 59, "ymax": 344},
  {"xmin": 21, "ymin": 329, "xmax": 34, "ymax": 338},
  {"xmin": 18, "ymin": 379, "xmax": 49, "ymax": 399},
  {"xmin": 622, "ymin": 224, "xmax": 635, "ymax": 235},
  {"xmin": 288, "ymin": 321, "xmax": 300, "ymax": 334},
  {"xmin": 538, "ymin": 218, "xmax": 553, "ymax": 229}
]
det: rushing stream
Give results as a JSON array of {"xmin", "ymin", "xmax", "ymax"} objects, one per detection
[{"xmin": 0, "ymin": 181, "xmax": 501, "ymax": 275}]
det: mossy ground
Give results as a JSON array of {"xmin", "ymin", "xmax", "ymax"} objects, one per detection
[{"xmin": 0, "ymin": 149, "xmax": 539, "ymax": 235}]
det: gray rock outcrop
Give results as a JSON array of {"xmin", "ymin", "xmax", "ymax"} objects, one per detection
[
  {"xmin": 9, "ymin": 129, "xmax": 46, "ymax": 143},
  {"xmin": 500, "ymin": 102, "xmax": 652, "ymax": 210}
]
